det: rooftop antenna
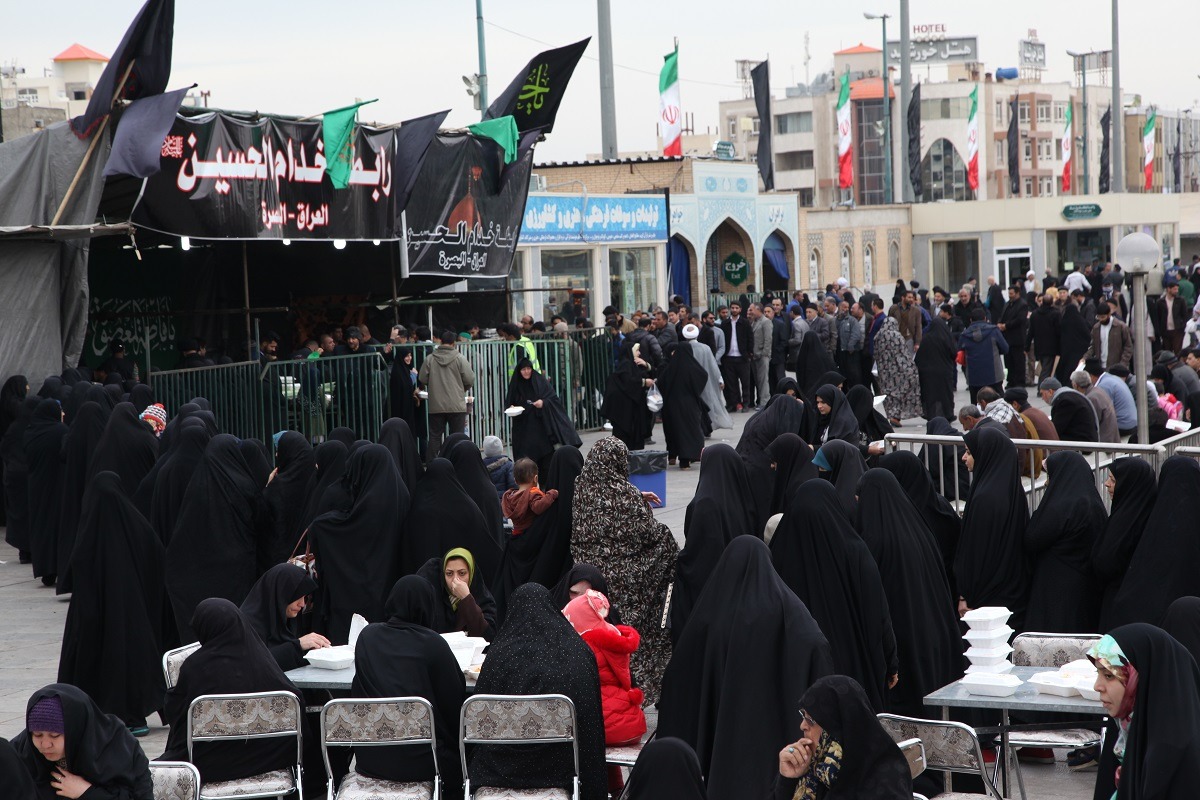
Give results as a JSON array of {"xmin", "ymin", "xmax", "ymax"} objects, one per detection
[{"xmin": 804, "ymin": 31, "xmax": 812, "ymax": 86}]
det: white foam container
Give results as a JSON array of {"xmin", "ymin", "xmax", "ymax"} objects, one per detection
[
  {"xmin": 1074, "ymin": 680, "xmax": 1101, "ymax": 701},
  {"xmin": 960, "ymin": 673, "xmax": 1023, "ymax": 697},
  {"xmin": 965, "ymin": 661, "xmax": 1015, "ymax": 675},
  {"xmin": 1058, "ymin": 659, "xmax": 1097, "ymax": 681},
  {"xmin": 965, "ymin": 643, "xmax": 1014, "ymax": 666},
  {"xmin": 304, "ymin": 645, "xmax": 355, "ymax": 670},
  {"xmin": 441, "ymin": 633, "xmax": 488, "ymax": 671},
  {"xmin": 1028, "ymin": 671, "xmax": 1080, "ymax": 697},
  {"xmin": 504, "ymin": 406, "xmax": 524, "ymax": 417},
  {"xmin": 963, "ymin": 626, "xmax": 1014, "ymax": 648},
  {"xmin": 962, "ymin": 607, "xmax": 1013, "ymax": 631}
]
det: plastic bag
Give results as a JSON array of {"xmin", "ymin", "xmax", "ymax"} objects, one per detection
[{"xmin": 646, "ymin": 384, "xmax": 663, "ymax": 412}]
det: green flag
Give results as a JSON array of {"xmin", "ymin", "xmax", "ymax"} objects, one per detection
[
  {"xmin": 467, "ymin": 115, "xmax": 519, "ymax": 164},
  {"xmin": 322, "ymin": 98, "xmax": 377, "ymax": 189}
]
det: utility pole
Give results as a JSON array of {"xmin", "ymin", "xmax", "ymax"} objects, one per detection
[
  {"xmin": 597, "ymin": 0, "xmax": 618, "ymax": 159},
  {"xmin": 1111, "ymin": 0, "xmax": 1123, "ymax": 192},
  {"xmin": 1081, "ymin": 68, "xmax": 1088, "ymax": 194},
  {"xmin": 475, "ymin": 0, "xmax": 489, "ymax": 116},
  {"xmin": 899, "ymin": 0, "xmax": 912, "ymax": 202}
]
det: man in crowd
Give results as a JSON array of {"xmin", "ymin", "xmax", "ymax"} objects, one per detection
[
  {"xmin": 863, "ymin": 296, "xmax": 887, "ymax": 393},
  {"xmin": 603, "ymin": 306, "xmax": 638, "ymax": 335},
  {"xmin": 1154, "ymin": 280, "xmax": 1188, "ymax": 355},
  {"xmin": 954, "ymin": 286, "xmax": 984, "ymax": 330},
  {"xmin": 749, "ymin": 303, "xmax": 772, "ymax": 407},
  {"xmin": 958, "ymin": 308, "xmax": 1008, "ymax": 402},
  {"xmin": 976, "ymin": 386, "xmax": 1027, "ymax": 440},
  {"xmin": 719, "ymin": 301, "xmax": 754, "ymax": 412},
  {"xmin": 417, "ymin": 330, "xmax": 475, "ymax": 463},
  {"xmin": 1084, "ymin": 360, "xmax": 1136, "ymax": 438},
  {"xmin": 997, "ymin": 284, "xmax": 1029, "ymax": 389},
  {"xmin": 1039, "ymin": 376, "xmax": 1099, "ymax": 443},
  {"xmin": 626, "ymin": 317, "xmax": 663, "ymax": 371},
  {"xmin": 768, "ymin": 304, "xmax": 789, "ymax": 393},
  {"xmin": 1062, "ymin": 266, "xmax": 1091, "ymax": 295},
  {"xmin": 1072, "ymin": 369, "xmax": 1120, "ymax": 443},
  {"xmin": 700, "ymin": 309, "xmax": 725, "ymax": 361},
  {"xmin": 177, "ymin": 339, "xmax": 212, "ymax": 370},
  {"xmin": 498, "ymin": 322, "xmax": 541, "ymax": 378},
  {"xmin": 1027, "ymin": 292, "xmax": 1061, "ymax": 387},
  {"xmin": 1005, "ymin": 387, "xmax": 1058, "ymax": 442},
  {"xmin": 653, "ymin": 309, "xmax": 678, "ymax": 350},
  {"xmin": 888, "ymin": 289, "xmax": 923, "ymax": 350},
  {"xmin": 1085, "ymin": 302, "xmax": 1133, "ymax": 369},
  {"xmin": 836, "ymin": 302, "xmax": 864, "ymax": 388},
  {"xmin": 1159, "ymin": 350, "xmax": 1200, "ymax": 401},
  {"xmin": 258, "ymin": 331, "xmax": 281, "ymax": 366}
]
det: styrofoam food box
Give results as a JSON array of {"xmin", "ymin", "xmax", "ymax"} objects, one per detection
[
  {"xmin": 1074, "ymin": 680, "xmax": 1101, "ymax": 701},
  {"xmin": 965, "ymin": 661, "xmax": 1015, "ymax": 675},
  {"xmin": 960, "ymin": 673, "xmax": 1023, "ymax": 697},
  {"xmin": 1058, "ymin": 659, "xmax": 1097, "ymax": 681},
  {"xmin": 965, "ymin": 643, "xmax": 1014, "ymax": 667},
  {"xmin": 962, "ymin": 607, "xmax": 1013, "ymax": 631},
  {"xmin": 963, "ymin": 626, "xmax": 1014, "ymax": 648},
  {"xmin": 304, "ymin": 645, "xmax": 355, "ymax": 670},
  {"xmin": 1028, "ymin": 671, "xmax": 1080, "ymax": 697}
]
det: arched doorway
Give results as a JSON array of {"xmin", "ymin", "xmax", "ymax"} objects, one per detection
[
  {"xmin": 761, "ymin": 231, "xmax": 792, "ymax": 297},
  {"xmin": 704, "ymin": 219, "xmax": 755, "ymax": 297}
]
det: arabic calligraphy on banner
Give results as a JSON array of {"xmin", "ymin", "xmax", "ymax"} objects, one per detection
[
  {"xmin": 404, "ymin": 134, "xmax": 534, "ymax": 278},
  {"xmin": 520, "ymin": 194, "xmax": 667, "ymax": 244},
  {"xmin": 133, "ymin": 113, "xmax": 400, "ymax": 240},
  {"xmin": 887, "ymin": 36, "xmax": 980, "ymax": 65},
  {"xmin": 86, "ymin": 295, "xmax": 178, "ymax": 371}
]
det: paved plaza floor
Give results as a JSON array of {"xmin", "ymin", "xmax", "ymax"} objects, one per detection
[{"xmin": 0, "ymin": 384, "xmax": 1094, "ymax": 797}]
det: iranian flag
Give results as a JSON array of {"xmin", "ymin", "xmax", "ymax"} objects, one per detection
[
  {"xmin": 1143, "ymin": 109, "xmax": 1157, "ymax": 190},
  {"xmin": 966, "ymin": 86, "xmax": 979, "ymax": 190},
  {"xmin": 659, "ymin": 46, "xmax": 682, "ymax": 157},
  {"xmin": 837, "ymin": 72, "xmax": 853, "ymax": 188},
  {"xmin": 1061, "ymin": 103, "xmax": 1073, "ymax": 192}
]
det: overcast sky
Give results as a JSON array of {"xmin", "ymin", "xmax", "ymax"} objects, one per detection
[{"xmin": 8, "ymin": 1, "xmax": 1199, "ymax": 163}]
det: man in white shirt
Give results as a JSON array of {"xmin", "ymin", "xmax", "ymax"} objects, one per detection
[{"xmin": 1063, "ymin": 269, "xmax": 1092, "ymax": 294}]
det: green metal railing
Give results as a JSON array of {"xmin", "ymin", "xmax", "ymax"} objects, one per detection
[
  {"xmin": 264, "ymin": 352, "xmax": 391, "ymax": 443},
  {"xmin": 151, "ymin": 361, "xmax": 265, "ymax": 440}
]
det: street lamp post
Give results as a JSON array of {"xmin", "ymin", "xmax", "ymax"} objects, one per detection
[
  {"xmin": 475, "ymin": 0, "xmax": 488, "ymax": 117},
  {"xmin": 865, "ymin": 12, "xmax": 893, "ymax": 204},
  {"xmin": 1068, "ymin": 50, "xmax": 1090, "ymax": 194},
  {"xmin": 1116, "ymin": 231, "xmax": 1160, "ymax": 445}
]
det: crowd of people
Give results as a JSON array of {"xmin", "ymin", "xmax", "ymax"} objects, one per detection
[{"xmin": 7, "ymin": 260, "xmax": 1200, "ymax": 798}]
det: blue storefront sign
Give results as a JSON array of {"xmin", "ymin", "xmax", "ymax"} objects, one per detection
[{"xmin": 520, "ymin": 193, "xmax": 668, "ymax": 244}]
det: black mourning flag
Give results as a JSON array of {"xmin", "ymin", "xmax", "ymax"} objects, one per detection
[
  {"xmin": 1174, "ymin": 117, "xmax": 1182, "ymax": 193},
  {"xmin": 751, "ymin": 61, "xmax": 774, "ymax": 191},
  {"xmin": 394, "ymin": 109, "xmax": 450, "ymax": 210},
  {"xmin": 1007, "ymin": 95, "xmax": 1020, "ymax": 196},
  {"xmin": 908, "ymin": 81, "xmax": 923, "ymax": 199},
  {"xmin": 1099, "ymin": 105, "xmax": 1112, "ymax": 194},
  {"xmin": 72, "ymin": 0, "xmax": 175, "ymax": 138},
  {"xmin": 485, "ymin": 38, "xmax": 591, "ymax": 135},
  {"xmin": 103, "ymin": 85, "xmax": 190, "ymax": 179}
]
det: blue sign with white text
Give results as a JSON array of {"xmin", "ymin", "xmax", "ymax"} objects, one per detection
[{"xmin": 520, "ymin": 194, "xmax": 667, "ymax": 244}]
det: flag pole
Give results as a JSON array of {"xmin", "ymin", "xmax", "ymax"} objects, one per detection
[{"xmin": 50, "ymin": 59, "xmax": 137, "ymax": 227}]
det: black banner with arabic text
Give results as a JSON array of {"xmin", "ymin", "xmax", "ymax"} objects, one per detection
[
  {"xmin": 132, "ymin": 112, "xmax": 404, "ymax": 240},
  {"xmin": 404, "ymin": 133, "xmax": 533, "ymax": 278}
]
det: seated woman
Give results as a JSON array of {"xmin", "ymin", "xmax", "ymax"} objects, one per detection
[
  {"xmin": 551, "ymin": 563, "xmax": 623, "ymax": 625},
  {"xmin": 159, "ymin": 599, "xmax": 303, "ymax": 784},
  {"xmin": 1, "ymin": 737, "xmax": 36, "ymax": 800},
  {"xmin": 776, "ymin": 675, "xmax": 912, "ymax": 799},
  {"xmin": 416, "ymin": 548, "xmax": 498, "ymax": 640},
  {"xmin": 11, "ymin": 684, "xmax": 152, "ymax": 800},
  {"xmin": 811, "ymin": 384, "xmax": 859, "ymax": 446},
  {"xmin": 239, "ymin": 563, "xmax": 329, "ymax": 672},
  {"xmin": 624, "ymin": 738, "xmax": 706, "ymax": 800},
  {"xmin": 351, "ymin": 576, "xmax": 466, "ymax": 798},
  {"xmin": 1089, "ymin": 623, "xmax": 1200, "ymax": 800},
  {"xmin": 469, "ymin": 584, "xmax": 607, "ymax": 800}
]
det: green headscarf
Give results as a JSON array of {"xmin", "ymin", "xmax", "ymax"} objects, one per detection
[{"xmin": 442, "ymin": 548, "xmax": 475, "ymax": 610}]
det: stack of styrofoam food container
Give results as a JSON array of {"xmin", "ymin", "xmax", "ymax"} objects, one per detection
[{"xmin": 959, "ymin": 607, "xmax": 1021, "ymax": 697}]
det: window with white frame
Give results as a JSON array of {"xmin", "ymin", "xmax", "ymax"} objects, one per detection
[
  {"xmin": 1039, "ymin": 176, "xmax": 1054, "ymax": 196},
  {"xmin": 1054, "ymin": 102, "xmax": 1067, "ymax": 122},
  {"xmin": 840, "ymin": 245, "xmax": 853, "ymax": 283},
  {"xmin": 1018, "ymin": 101, "xmax": 1030, "ymax": 124},
  {"xmin": 995, "ymin": 140, "xmax": 1005, "ymax": 163},
  {"xmin": 1036, "ymin": 102, "xmax": 1051, "ymax": 124},
  {"xmin": 1024, "ymin": 140, "xmax": 1032, "ymax": 162},
  {"xmin": 995, "ymin": 100, "xmax": 1004, "ymax": 125},
  {"xmin": 1023, "ymin": 177, "xmax": 1034, "ymax": 196},
  {"xmin": 809, "ymin": 248, "xmax": 821, "ymax": 289},
  {"xmin": 863, "ymin": 244, "xmax": 874, "ymax": 288}
]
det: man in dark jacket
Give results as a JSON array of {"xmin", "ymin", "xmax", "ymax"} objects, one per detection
[
  {"xmin": 1027, "ymin": 294, "xmax": 1061, "ymax": 387},
  {"xmin": 1038, "ymin": 377, "xmax": 1098, "ymax": 442},
  {"xmin": 1153, "ymin": 281, "xmax": 1189, "ymax": 355},
  {"xmin": 719, "ymin": 301, "xmax": 754, "ymax": 412},
  {"xmin": 953, "ymin": 287, "xmax": 984, "ymax": 331},
  {"xmin": 997, "ymin": 285, "xmax": 1029, "ymax": 389},
  {"xmin": 1055, "ymin": 293, "xmax": 1093, "ymax": 384},
  {"xmin": 768, "ymin": 304, "xmax": 789, "ymax": 393},
  {"xmin": 958, "ymin": 308, "xmax": 1009, "ymax": 403}
]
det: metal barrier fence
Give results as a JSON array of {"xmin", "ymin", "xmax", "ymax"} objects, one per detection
[
  {"xmin": 1155, "ymin": 426, "xmax": 1200, "ymax": 460},
  {"xmin": 263, "ymin": 353, "xmax": 391, "ymax": 443},
  {"xmin": 1176, "ymin": 447, "xmax": 1200, "ymax": 458},
  {"xmin": 884, "ymin": 432, "xmax": 1164, "ymax": 514},
  {"xmin": 151, "ymin": 361, "xmax": 264, "ymax": 440},
  {"xmin": 531, "ymin": 329, "xmax": 616, "ymax": 432}
]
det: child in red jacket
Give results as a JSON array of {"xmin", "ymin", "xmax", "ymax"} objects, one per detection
[
  {"xmin": 562, "ymin": 590, "xmax": 646, "ymax": 744},
  {"xmin": 501, "ymin": 457, "xmax": 558, "ymax": 536}
]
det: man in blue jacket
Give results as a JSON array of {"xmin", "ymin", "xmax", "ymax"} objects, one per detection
[{"xmin": 958, "ymin": 308, "xmax": 1009, "ymax": 403}]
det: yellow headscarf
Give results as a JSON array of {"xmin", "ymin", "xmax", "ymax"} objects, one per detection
[{"xmin": 442, "ymin": 548, "xmax": 475, "ymax": 610}]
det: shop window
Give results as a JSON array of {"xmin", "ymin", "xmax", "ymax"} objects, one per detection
[
  {"xmin": 609, "ymin": 247, "xmax": 657, "ymax": 318},
  {"xmin": 541, "ymin": 250, "xmax": 591, "ymax": 324}
]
